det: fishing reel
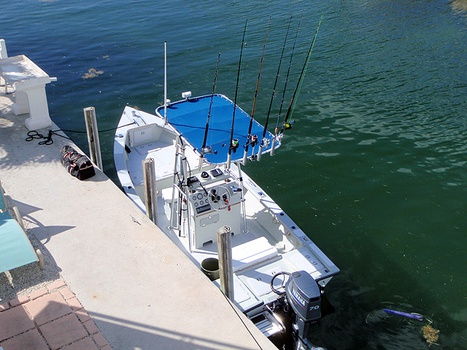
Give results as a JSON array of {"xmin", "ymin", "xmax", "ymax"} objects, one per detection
[
  {"xmin": 246, "ymin": 134, "xmax": 258, "ymax": 147},
  {"xmin": 230, "ymin": 138, "xmax": 239, "ymax": 153},
  {"xmin": 283, "ymin": 119, "xmax": 295, "ymax": 131}
]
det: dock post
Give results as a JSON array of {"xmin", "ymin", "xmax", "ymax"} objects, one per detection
[
  {"xmin": 0, "ymin": 39, "xmax": 7, "ymax": 90},
  {"xmin": 143, "ymin": 158, "xmax": 157, "ymax": 224},
  {"xmin": 217, "ymin": 225, "xmax": 234, "ymax": 301},
  {"xmin": 0, "ymin": 39, "xmax": 7, "ymax": 59},
  {"xmin": 83, "ymin": 107, "xmax": 103, "ymax": 170}
]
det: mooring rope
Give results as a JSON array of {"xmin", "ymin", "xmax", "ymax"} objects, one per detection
[{"xmin": 24, "ymin": 122, "xmax": 135, "ymax": 145}]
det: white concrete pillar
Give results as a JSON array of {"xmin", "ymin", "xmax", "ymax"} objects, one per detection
[
  {"xmin": 15, "ymin": 85, "xmax": 52, "ymax": 130},
  {"xmin": 0, "ymin": 54, "xmax": 53, "ymax": 130}
]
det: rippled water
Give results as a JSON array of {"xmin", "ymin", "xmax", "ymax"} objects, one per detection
[{"xmin": 1, "ymin": 1, "xmax": 466, "ymax": 348}]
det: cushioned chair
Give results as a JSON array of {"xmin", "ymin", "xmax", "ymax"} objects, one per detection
[{"xmin": 0, "ymin": 179, "xmax": 44, "ymax": 273}]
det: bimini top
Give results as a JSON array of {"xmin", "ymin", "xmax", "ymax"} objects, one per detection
[{"xmin": 155, "ymin": 94, "xmax": 279, "ymax": 164}]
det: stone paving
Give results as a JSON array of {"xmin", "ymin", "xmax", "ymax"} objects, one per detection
[{"xmin": 0, "ymin": 279, "xmax": 110, "ymax": 350}]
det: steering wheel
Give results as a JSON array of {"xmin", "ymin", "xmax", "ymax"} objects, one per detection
[{"xmin": 208, "ymin": 186, "xmax": 231, "ymax": 210}]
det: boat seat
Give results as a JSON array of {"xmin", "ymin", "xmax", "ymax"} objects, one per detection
[
  {"xmin": 232, "ymin": 237, "xmax": 278, "ymax": 273},
  {"xmin": 127, "ymin": 124, "xmax": 161, "ymax": 148},
  {"xmin": 161, "ymin": 187, "xmax": 174, "ymax": 204}
]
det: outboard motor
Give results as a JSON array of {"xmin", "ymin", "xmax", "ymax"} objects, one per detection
[{"xmin": 285, "ymin": 271, "xmax": 322, "ymax": 349}]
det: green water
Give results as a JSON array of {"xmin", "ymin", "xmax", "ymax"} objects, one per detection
[{"xmin": 1, "ymin": 0, "xmax": 465, "ymax": 348}]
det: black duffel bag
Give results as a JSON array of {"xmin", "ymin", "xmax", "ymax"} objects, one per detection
[{"xmin": 60, "ymin": 145, "xmax": 95, "ymax": 180}]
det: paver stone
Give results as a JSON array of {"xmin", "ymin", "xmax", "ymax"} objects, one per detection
[
  {"xmin": 39, "ymin": 313, "xmax": 87, "ymax": 349},
  {"xmin": 61, "ymin": 336, "xmax": 99, "ymax": 350},
  {"xmin": 0, "ymin": 305, "xmax": 34, "ymax": 341},
  {"xmin": 23, "ymin": 291, "xmax": 72, "ymax": 325},
  {"xmin": 0, "ymin": 328, "xmax": 49, "ymax": 350}
]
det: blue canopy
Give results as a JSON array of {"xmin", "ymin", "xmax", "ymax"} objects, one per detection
[{"xmin": 156, "ymin": 94, "xmax": 278, "ymax": 164}]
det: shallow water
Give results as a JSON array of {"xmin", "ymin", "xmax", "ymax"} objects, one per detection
[{"xmin": 1, "ymin": 1, "xmax": 466, "ymax": 348}]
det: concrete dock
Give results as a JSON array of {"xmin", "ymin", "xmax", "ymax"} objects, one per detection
[{"xmin": 0, "ymin": 90, "xmax": 276, "ymax": 349}]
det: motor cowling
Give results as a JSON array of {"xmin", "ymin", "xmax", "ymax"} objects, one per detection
[{"xmin": 286, "ymin": 271, "xmax": 321, "ymax": 342}]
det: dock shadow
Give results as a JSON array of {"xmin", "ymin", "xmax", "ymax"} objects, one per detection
[{"xmin": 89, "ymin": 310, "xmax": 262, "ymax": 350}]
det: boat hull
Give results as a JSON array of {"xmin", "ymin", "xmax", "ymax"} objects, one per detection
[{"xmin": 114, "ymin": 95, "xmax": 339, "ymax": 344}]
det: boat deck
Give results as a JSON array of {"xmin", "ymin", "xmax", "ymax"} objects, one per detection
[
  {"xmin": 122, "ymin": 128, "xmax": 337, "ymax": 311},
  {"xmin": 114, "ymin": 103, "xmax": 339, "ymax": 342}
]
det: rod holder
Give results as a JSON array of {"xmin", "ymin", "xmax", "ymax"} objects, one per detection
[
  {"xmin": 217, "ymin": 225, "xmax": 234, "ymax": 300},
  {"xmin": 143, "ymin": 158, "xmax": 157, "ymax": 224},
  {"xmin": 83, "ymin": 107, "xmax": 103, "ymax": 170}
]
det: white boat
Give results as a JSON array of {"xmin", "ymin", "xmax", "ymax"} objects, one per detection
[{"xmin": 114, "ymin": 90, "xmax": 339, "ymax": 348}]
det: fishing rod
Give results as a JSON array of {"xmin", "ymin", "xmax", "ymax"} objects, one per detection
[
  {"xmin": 242, "ymin": 17, "xmax": 271, "ymax": 165},
  {"xmin": 257, "ymin": 16, "xmax": 293, "ymax": 161},
  {"xmin": 227, "ymin": 19, "xmax": 248, "ymax": 169},
  {"xmin": 199, "ymin": 52, "xmax": 221, "ymax": 170},
  {"xmin": 280, "ymin": 14, "xmax": 323, "ymax": 135},
  {"xmin": 163, "ymin": 41, "xmax": 168, "ymax": 125},
  {"xmin": 269, "ymin": 19, "xmax": 301, "ymax": 157}
]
